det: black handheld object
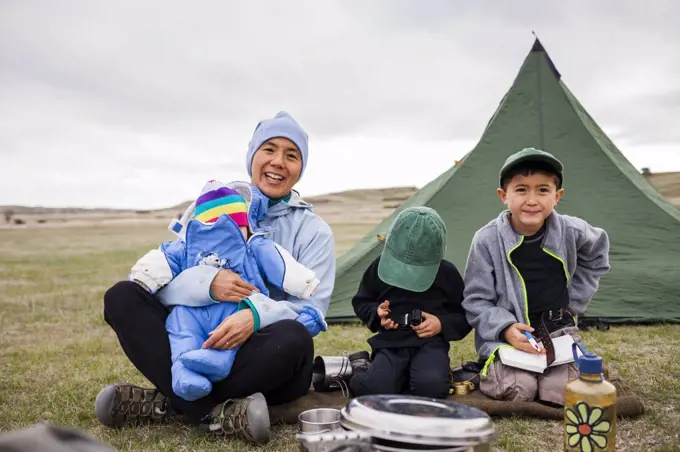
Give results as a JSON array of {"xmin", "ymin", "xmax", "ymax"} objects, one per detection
[
  {"xmin": 409, "ymin": 309, "xmax": 423, "ymax": 326},
  {"xmin": 389, "ymin": 309, "xmax": 423, "ymax": 327}
]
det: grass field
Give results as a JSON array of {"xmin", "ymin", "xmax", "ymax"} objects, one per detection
[{"xmin": 1, "ymin": 223, "xmax": 680, "ymax": 451}]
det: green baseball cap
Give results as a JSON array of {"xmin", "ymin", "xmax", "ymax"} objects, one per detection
[
  {"xmin": 499, "ymin": 147, "xmax": 563, "ymax": 187},
  {"xmin": 377, "ymin": 206, "xmax": 447, "ymax": 292}
]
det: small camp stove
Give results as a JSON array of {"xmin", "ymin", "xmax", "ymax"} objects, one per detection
[{"xmin": 297, "ymin": 394, "xmax": 495, "ymax": 451}]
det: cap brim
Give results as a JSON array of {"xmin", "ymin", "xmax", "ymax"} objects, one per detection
[
  {"xmin": 500, "ymin": 155, "xmax": 563, "ymax": 185},
  {"xmin": 377, "ymin": 249, "xmax": 439, "ymax": 293}
]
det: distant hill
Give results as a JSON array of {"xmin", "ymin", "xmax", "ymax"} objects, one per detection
[
  {"xmin": 0, "ymin": 205, "xmax": 134, "ymax": 215},
  {"xmin": 87, "ymin": 172, "xmax": 680, "ymax": 213},
  {"xmin": 161, "ymin": 186, "xmax": 418, "ymax": 214},
  {"xmin": 306, "ymin": 186, "xmax": 418, "ymax": 204},
  {"xmin": 646, "ymin": 171, "xmax": 680, "ymax": 207},
  {"xmin": 3, "ymin": 171, "xmax": 679, "ymax": 216}
]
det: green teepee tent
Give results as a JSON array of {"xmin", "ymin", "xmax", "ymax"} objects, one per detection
[{"xmin": 326, "ymin": 38, "xmax": 680, "ymax": 324}]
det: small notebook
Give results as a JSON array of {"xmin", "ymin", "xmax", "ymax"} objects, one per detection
[{"xmin": 498, "ymin": 334, "xmax": 583, "ymax": 373}]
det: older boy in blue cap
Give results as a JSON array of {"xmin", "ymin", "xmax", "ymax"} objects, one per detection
[
  {"xmin": 462, "ymin": 147, "xmax": 610, "ymax": 406},
  {"xmin": 349, "ymin": 206, "xmax": 471, "ymax": 399}
]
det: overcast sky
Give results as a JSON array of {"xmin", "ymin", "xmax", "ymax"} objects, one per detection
[{"xmin": 1, "ymin": 0, "xmax": 678, "ymax": 209}]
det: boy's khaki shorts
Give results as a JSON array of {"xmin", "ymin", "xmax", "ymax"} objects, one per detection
[{"xmin": 480, "ymin": 326, "xmax": 580, "ymax": 405}]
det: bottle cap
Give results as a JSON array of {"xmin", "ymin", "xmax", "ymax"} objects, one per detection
[{"xmin": 579, "ymin": 352, "xmax": 603, "ymax": 375}]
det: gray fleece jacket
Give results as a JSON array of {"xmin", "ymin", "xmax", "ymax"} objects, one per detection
[{"xmin": 461, "ymin": 210, "xmax": 610, "ymax": 371}]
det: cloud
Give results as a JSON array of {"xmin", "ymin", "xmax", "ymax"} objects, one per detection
[{"xmin": 0, "ymin": 0, "xmax": 678, "ymax": 208}]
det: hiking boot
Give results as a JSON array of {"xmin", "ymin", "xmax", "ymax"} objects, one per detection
[
  {"xmin": 348, "ymin": 350, "xmax": 371, "ymax": 373},
  {"xmin": 199, "ymin": 392, "xmax": 271, "ymax": 443},
  {"xmin": 95, "ymin": 383, "xmax": 174, "ymax": 428}
]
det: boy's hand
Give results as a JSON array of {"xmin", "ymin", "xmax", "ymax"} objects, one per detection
[
  {"xmin": 412, "ymin": 312, "xmax": 441, "ymax": 338},
  {"xmin": 377, "ymin": 300, "xmax": 399, "ymax": 329},
  {"xmin": 503, "ymin": 323, "xmax": 545, "ymax": 355}
]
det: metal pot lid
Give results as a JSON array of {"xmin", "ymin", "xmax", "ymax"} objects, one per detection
[{"xmin": 340, "ymin": 395, "xmax": 495, "ymax": 447}]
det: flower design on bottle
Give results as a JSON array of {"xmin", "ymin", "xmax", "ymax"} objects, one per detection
[{"xmin": 565, "ymin": 402, "xmax": 612, "ymax": 451}]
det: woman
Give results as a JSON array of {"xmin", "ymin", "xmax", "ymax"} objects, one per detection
[{"xmin": 96, "ymin": 112, "xmax": 335, "ymax": 443}]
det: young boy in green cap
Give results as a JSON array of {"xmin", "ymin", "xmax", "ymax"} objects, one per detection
[
  {"xmin": 348, "ymin": 206, "xmax": 471, "ymax": 399},
  {"xmin": 462, "ymin": 147, "xmax": 610, "ymax": 405}
]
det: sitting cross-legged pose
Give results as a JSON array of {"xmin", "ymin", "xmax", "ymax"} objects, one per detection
[
  {"xmin": 129, "ymin": 179, "xmax": 321, "ymax": 402},
  {"xmin": 97, "ymin": 111, "xmax": 335, "ymax": 443}
]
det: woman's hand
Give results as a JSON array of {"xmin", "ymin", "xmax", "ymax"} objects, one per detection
[
  {"xmin": 412, "ymin": 312, "xmax": 441, "ymax": 338},
  {"xmin": 209, "ymin": 269, "xmax": 259, "ymax": 302},
  {"xmin": 202, "ymin": 309, "xmax": 255, "ymax": 350}
]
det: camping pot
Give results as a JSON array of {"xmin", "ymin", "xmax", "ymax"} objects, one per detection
[
  {"xmin": 297, "ymin": 395, "xmax": 495, "ymax": 451},
  {"xmin": 297, "ymin": 430, "xmax": 373, "ymax": 452},
  {"xmin": 298, "ymin": 408, "xmax": 343, "ymax": 435},
  {"xmin": 312, "ymin": 356, "xmax": 353, "ymax": 393},
  {"xmin": 340, "ymin": 395, "xmax": 496, "ymax": 451}
]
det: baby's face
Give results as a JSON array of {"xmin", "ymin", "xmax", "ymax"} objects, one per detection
[{"xmin": 238, "ymin": 225, "xmax": 249, "ymax": 240}]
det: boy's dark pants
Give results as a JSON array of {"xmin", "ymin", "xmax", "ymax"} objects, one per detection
[{"xmin": 349, "ymin": 341, "xmax": 451, "ymax": 399}]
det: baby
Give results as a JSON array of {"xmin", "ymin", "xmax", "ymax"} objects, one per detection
[{"xmin": 129, "ymin": 180, "xmax": 320, "ymax": 401}]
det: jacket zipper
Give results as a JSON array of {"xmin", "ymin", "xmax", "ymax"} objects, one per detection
[
  {"xmin": 541, "ymin": 248, "xmax": 569, "ymax": 285},
  {"xmin": 481, "ymin": 344, "xmax": 513, "ymax": 377},
  {"xmin": 485, "ymin": 243, "xmax": 574, "ymax": 376},
  {"xmin": 541, "ymin": 248, "xmax": 577, "ymax": 324},
  {"xmin": 484, "ymin": 237, "xmax": 530, "ymax": 377},
  {"xmin": 507, "ymin": 236, "xmax": 530, "ymax": 326},
  {"xmin": 247, "ymin": 231, "xmax": 267, "ymax": 244}
]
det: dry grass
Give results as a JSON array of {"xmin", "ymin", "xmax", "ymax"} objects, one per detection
[
  {"xmin": 646, "ymin": 171, "xmax": 680, "ymax": 208},
  {"xmin": 1, "ymin": 208, "xmax": 680, "ymax": 451}
]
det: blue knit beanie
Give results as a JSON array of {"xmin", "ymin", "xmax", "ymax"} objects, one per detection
[{"xmin": 246, "ymin": 111, "xmax": 309, "ymax": 180}]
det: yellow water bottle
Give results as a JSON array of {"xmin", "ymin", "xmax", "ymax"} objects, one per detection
[{"xmin": 564, "ymin": 342, "xmax": 616, "ymax": 452}]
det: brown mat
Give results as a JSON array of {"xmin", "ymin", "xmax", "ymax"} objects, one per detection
[{"xmin": 268, "ymin": 377, "xmax": 645, "ymax": 425}]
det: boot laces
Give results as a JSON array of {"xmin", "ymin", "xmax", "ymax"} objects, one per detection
[
  {"xmin": 209, "ymin": 398, "xmax": 251, "ymax": 438},
  {"xmin": 113, "ymin": 386, "xmax": 168, "ymax": 421}
]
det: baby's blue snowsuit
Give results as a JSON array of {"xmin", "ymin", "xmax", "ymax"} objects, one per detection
[{"xmin": 145, "ymin": 184, "xmax": 318, "ymax": 401}]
